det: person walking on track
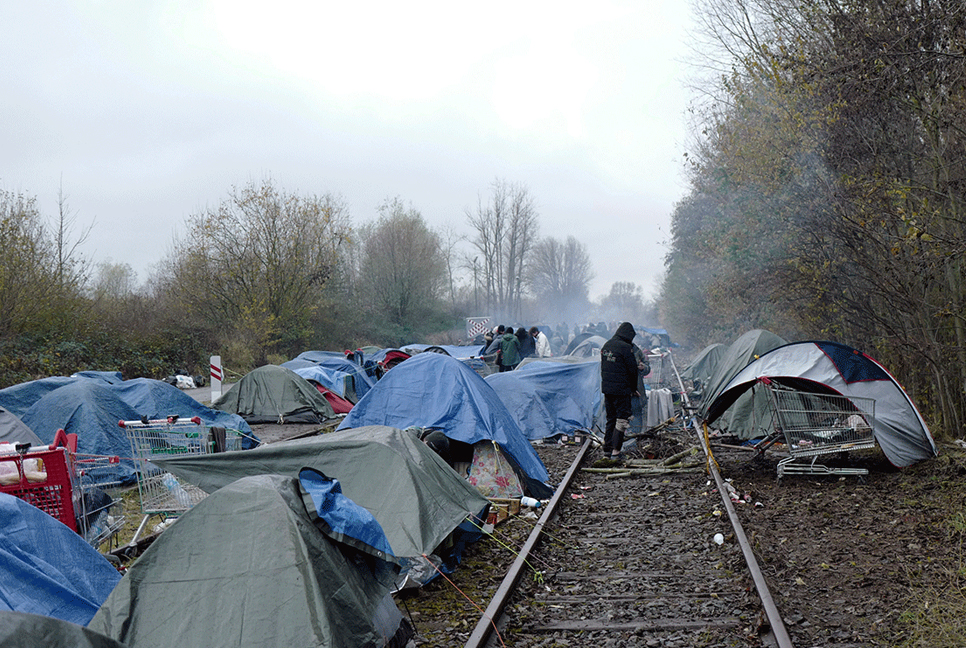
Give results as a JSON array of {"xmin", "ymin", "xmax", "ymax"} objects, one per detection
[{"xmin": 600, "ymin": 321, "xmax": 640, "ymax": 460}]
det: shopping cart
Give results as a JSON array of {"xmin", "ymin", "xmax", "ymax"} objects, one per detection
[
  {"xmin": 121, "ymin": 415, "xmax": 243, "ymax": 542},
  {"xmin": 768, "ymin": 386, "xmax": 877, "ymax": 479},
  {"xmin": 0, "ymin": 429, "xmax": 125, "ymax": 548}
]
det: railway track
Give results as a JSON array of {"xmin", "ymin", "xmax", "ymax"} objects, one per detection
[{"xmin": 452, "ymin": 433, "xmax": 770, "ymax": 648}]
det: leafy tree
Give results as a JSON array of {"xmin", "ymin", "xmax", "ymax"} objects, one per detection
[
  {"xmin": 0, "ymin": 189, "xmax": 73, "ymax": 337},
  {"xmin": 664, "ymin": 0, "xmax": 966, "ymax": 434},
  {"xmin": 356, "ymin": 198, "xmax": 448, "ymax": 343},
  {"xmin": 160, "ymin": 179, "xmax": 351, "ymax": 363}
]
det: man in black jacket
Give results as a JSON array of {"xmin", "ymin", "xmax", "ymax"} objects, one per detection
[{"xmin": 600, "ymin": 321, "xmax": 640, "ymax": 459}]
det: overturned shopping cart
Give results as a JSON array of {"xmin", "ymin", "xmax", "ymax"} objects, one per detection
[
  {"xmin": 121, "ymin": 415, "xmax": 244, "ymax": 543},
  {"xmin": 765, "ymin": 385, "xmax": 877, "ymax": 479}
]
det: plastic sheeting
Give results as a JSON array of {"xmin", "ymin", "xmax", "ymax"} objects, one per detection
[
  {"xmin": 485, "ymin": 358, "xmax": 602, "ymax": 440},
  {"xmin": 0, "ymin": 611, "xmax": 129, "ymax": 648},
  {"xmin": 18, "ymin": 378, "xmax": 256, "ymax": 485},
  {"xmin": 337, "ymin": 353, "xmax": 550, "ymax": 494},
  {"xmin": 89, "ymin": 474, "xmax": 405, "ymax": 648},
  {"xmin": 0, "ymin": 494, "xmax": 121, "ymax": 626},
  {"xmin": 287, "ymin": 351, "xmax": 376, "ymax": 400}
]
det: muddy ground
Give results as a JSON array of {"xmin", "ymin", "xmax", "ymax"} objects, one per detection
[{"xmin": 713, "ymin": 438, "xmax": 966, "ymax": 647}]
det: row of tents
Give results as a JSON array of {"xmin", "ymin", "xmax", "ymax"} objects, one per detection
[{"xmin": 0, "ymin": 341, "xmax": 613, "ymax": 647}]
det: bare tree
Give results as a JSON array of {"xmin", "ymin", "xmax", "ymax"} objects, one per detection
[
  {"xmin": 466, "ymin": 179, "xmax": 539, "ymax": 319},
  {"xmin": 357, "ymin": 197, "xmax": 447, "ymax": 335},
  {"xmin": 52, "ymin": 182, "xmax": 92, "ymax": 293},
  {"xmin": 529, "ymin": 235, "xmax": 593, "ymax": 317}
]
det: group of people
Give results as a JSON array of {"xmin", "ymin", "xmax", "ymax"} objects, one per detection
[
  {"xmin": 479, "ymin": 319, "xmax": 651, "ymax": 461},
  {"xmin": 480, "ymin": 325, "xmax": 553, "ymax": 372}
]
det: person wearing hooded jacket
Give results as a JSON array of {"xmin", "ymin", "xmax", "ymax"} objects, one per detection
[
  {"xmin": 500, "ymin": 326, "xmax": 522, "ymax": 371},
  {"xmin": 600, "ymin": 321, "xmax": 640, "ymax": 459}
]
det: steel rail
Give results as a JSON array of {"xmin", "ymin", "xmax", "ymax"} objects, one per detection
[
  {"xmin": 668, "ymin": 352, "xmax": 794, "ymax": 648},
  {"xmin": 463, "ymin": 436, "xmax": 592, "ymax": 648}
]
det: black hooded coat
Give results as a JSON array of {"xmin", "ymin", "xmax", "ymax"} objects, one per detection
[{"xmin": 600, "ymin": 322, "xmax": 639, "ymax": 395}]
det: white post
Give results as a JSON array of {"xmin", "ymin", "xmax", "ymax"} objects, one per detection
[{"xmin": 210, "ymin": 355, "xmax": 223, "ymax": 401}]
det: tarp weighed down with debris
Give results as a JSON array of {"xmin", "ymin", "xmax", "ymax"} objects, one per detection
[
  {"xmin": 151, "ymin": 425, "xmax": 489, "ymax": 562},
  {"xmin": 703, "ymin": 340, "xmax": 938, "ymax": 467},
  {"xmin": 0, "ymin": 494, "xmax": 122, "ymax": 626},
  {"xmin": 337, "ymin": 353, "xmax": 551, "ymax": 495},
  {"xmin": 485, "ymin": 358, "xmax": 602, "ymax": 440},
  {"xmin": 89, "ymin": 473, "xmax": 409, "ymax": 648}
]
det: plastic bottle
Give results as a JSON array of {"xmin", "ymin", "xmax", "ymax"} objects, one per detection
[
  {"xmin": 520, "ymin": 496, "xmax": 541, "ymax": 508},
  {"xmin": 161, "ymin": 472, "xmax": 192, "ymax": 508}
]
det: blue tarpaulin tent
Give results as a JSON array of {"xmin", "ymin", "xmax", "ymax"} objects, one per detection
[
  {"xmin": 0, "ymin": 494, "xmax": 121, "ymax": 626},
  {"xmin": 486, "ymin": 358, "xmax": 602, "ymax": 440},
  {"xmin": 20, "ymin": 378, "xmax": 255, "ymax": 484},
  {"xmin": 338, "ymin": 353, "xmax": 551, "ymax": 496}
]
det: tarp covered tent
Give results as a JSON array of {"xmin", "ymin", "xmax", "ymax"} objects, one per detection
[
  {"xmin": 698, "ymin": 329, "xmax": 788, "ymax": 439},
  {"xmin": 213, "ymin": 364, "xmax": 335, "ymax": 424},
  {"xmin": 287, "ymin": 351, "xmax": 376, "ymax": 400},
  {"xmin": 18, "ymin": 378, "xmax": 258, "ymax": 484},
  {"xmin": 151, "ymin": 426, "xmax": 490, "ymax": 570},
  {"xmin": 0, "ymin": 611, "xmax": 128, "ymax": 648},
  {"xmin": 400, "ymin": 343, "xmax": 483, "ymax": 359},
  {"xmin": 89, "ymin": 473, "xmax": 410, "ymax": 648},
  {"xmin": 338, "ymin": 353, "xmax": 552, "ymax": 497},
  {"xmin": 565, "ymin": 334, "xmax": 607, "ymax": 358},
  {"xmin": 486, "ymin": 357, "xmax": 602, "ymax": 440},
  {"xmin": 106, "ymin": 378, "xmax": 256, "ymax": 447},
  {"xmin": 703, "ymin": 340, "xmax": 938, "ymax": 467},
  {"xmin": 0, "ymin": 373, "xmax": 122, "ymax": 418},
  {"xmin": 21, "ymin": 381, "xmax": 143, "ymax": 484},
  {"xmin": 289, "ymin": 363, "xmax": 359, "ymax": 402},
  {"xmin": 0, "ymin": 494, "xmax": 122, "ymax": 626},
  {"xmin": 367, "ymin": 348, "xmax": 412, "ymax": 372}
]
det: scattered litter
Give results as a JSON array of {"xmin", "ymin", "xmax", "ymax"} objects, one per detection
[
  {"xmin": 713, "ymin": 533, "xmax": 724, "ymax": 545},
  {"xmin": 571, "ymin": 493, "xmax": 585, "ymax": 499}
]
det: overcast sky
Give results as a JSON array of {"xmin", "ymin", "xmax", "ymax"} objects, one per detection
[{"xmin": 3, "ymin": 1, "xmax": 695, "ymax": 300}]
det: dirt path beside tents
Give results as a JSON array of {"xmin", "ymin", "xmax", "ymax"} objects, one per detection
[{"xmin": 712, "ymin": 442, "xmax": 966, "ymax": 646}]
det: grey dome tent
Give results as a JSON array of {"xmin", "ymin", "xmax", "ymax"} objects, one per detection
[
  {"xmin": 680, "ymin": 343, "xmax": 727, "ymax": 388},
  {"xmin": 89, "ymin": 473, "xmax": 410, "ymax": 648},
  {"xmin": 0, "ymin": 407, "xmax": 42, "ymax": 446},
  {"xmin": 0, "ymin": 611, "xmax": 128, "ymax": 648},
  {"xmin": 698, "ymin": 329, "xmax": 787, "ymax": 439},
  {"xmin": 702, "ymin": 340, "xmax": 937, "ymax": 468},
  {"xmin": 213, "ymin": 364, "xmax": 335, "ymax": 423}
]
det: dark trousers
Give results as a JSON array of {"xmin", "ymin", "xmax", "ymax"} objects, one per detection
[{"xmin": 603, "ymin": 393, "xmax": 632, "ymax": 453}]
